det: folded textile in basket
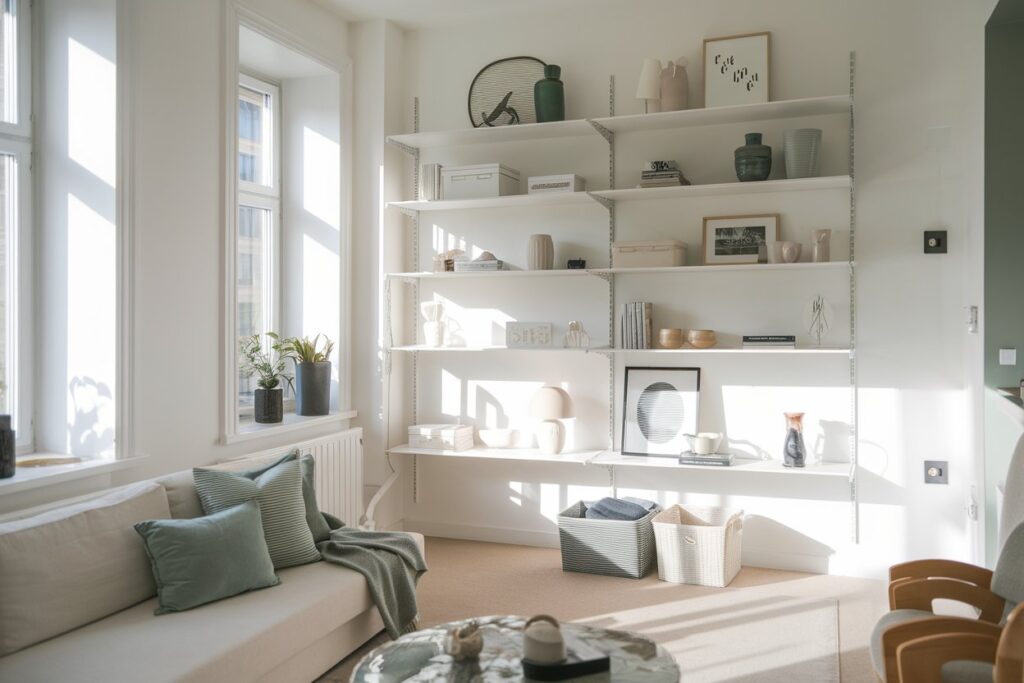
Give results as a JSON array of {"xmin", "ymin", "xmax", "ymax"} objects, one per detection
[{"xmin": 584, "ymin": 497, "xmax": 657, "ymax": 521}]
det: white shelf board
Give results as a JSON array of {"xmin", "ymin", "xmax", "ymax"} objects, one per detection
[
  {"xmin": 387, "ymin": 118, "xmax": 597, "ymax": 149},
  {"xmin": 593, "ymin": 452, "xmax": 851, "ymax": 476},
  {"xmin": 591, "ymin": 95, "xmax": 850, "ymax": 134},
  {"xmin": 388, "ymin": 191, "xmax": 598, "ymax": 213},
  {"xmin": 610, "ymin": 346, "xmax": 851, "ymax": 355},
  {"xmin": 593, "ymin": 176, "xmax": 850, "ymax": 202},
  {"xmin": 388, "ymin": 444, "xmax": 601, "ymax": 465},
  {"xmin": 388, "ymin": 269, "xmax": 592, "ymax": 280},
  {"xmin": 592, "ymin": 262, "xmax": 851, "ymax": 276},
  {"xmin": 389, "ymin": 345, "xmax": 610, "ymax": 353}
]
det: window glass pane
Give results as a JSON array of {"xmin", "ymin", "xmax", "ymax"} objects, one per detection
[
  {"xmin": 0, "ymin": 153, "xmax": 11, "ymax": 413},
  {"xmin": 238, "ymin": 84, "xmax": 271, "ymax": 186},
  {"xmin": 237, "ymin": 204, "xmax": 271, "ymax": 404},
  {"xmin": 0, "ymin": 0, "xmax": 16, "ymax": 125}
]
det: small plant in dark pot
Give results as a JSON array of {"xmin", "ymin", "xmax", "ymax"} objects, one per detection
[
  {"xmin": 0, "ymin": 380, "xmax": 14, "ymax": 479},
  {"xmin": 240, "ymin": 334, "xmax": 293, "ymax": 424},
  {"xmin": 277, "ymin": 334, "xmax": 334, "ymax": 416}
]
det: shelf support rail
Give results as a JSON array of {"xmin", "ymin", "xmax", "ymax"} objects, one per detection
[
  {"xmin": 847, "ymin": 51, "xmax": 859, "ymax": 544},
  {"xmin": 604, "ymin": 75, "xmax": 617, "ymax": 452}
]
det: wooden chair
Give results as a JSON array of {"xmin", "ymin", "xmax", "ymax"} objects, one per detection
[{"xmin": 870, "ymin": 522, "xmax": 1024, "ymax": 682}]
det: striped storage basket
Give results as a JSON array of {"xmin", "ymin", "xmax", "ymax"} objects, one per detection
[
  {"xmin": 557, "ymin": 501, "xmax": 659, "ymax": 579},
  {"xmin": 652, "ymin": 505, "xmax": 743, "ymax": 587}
]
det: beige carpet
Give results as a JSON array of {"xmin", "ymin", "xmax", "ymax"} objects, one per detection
[{"xmin": 319, "ymin": 537, "xmax": 886, "ymax": 682}]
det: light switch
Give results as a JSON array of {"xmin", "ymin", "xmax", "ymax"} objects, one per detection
[{"xmin": 1000, "ymin": 348, "xmax": 1017, "ymax": 366}]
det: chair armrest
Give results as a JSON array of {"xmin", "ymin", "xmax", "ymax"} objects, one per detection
[
  {"xmin": 881, "ymin": 617, "xmax": 1002, "ymax": 683},
  {"xmin": 890, "ymin": 559, "xmax": 993, "ymax": 587},
  {"xmin": 897, "ymin": 632, "xmax": 998, "ymax": 682},
  {"xmin": 890, "ymin": 577, "xmax": 1006, "ymax": 623},
  {"xmin": 996, "ymin": 602, "xmax": 1024, "ymax": 683}
]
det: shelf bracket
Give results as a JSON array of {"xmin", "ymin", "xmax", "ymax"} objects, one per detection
[
  {"xmin": 586, "ymin": 119, "xmax": 614, "ymax": 145},
  {"xmin": 392, "ymin": 205, "xmax": 420, "ymax": 219},
  {"xmin": 587, "ymin": 269, "xmax": 613, "ymax": 283},
  {"xmin": 587, "ymin": 193, "xmax": 615, "ymax": 212},
  {"xmin": 385, "ymin": 138, "xmax": 419, "ymax": 158}
]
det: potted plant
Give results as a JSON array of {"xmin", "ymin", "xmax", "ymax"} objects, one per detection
[
  {"xmin": 0, "ymin": 379, "xmax": 13, "ymax": 479},
  {"xmin": 240, "ymin": 334, "xmax": 293, "ymax": 423},
  {"xmin": 276, "ymin": 333, "xmax": 334, "ymax": 416}
]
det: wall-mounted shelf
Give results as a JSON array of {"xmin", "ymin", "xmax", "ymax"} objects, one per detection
[
  {"xmin": 387, "ymin": 118, "xmax": 597, "ymax": 150},
  {"xmin": 388, "ymin": 345, "xmax": 610, "ymax": 353},
  {"xmin": 387, "ymin": 191, "xmax": 599, "ymax": 213},
  {"xmin": 388, "ymin": 269, "xmax": 592, "ymax": 280},
  {"xmin": 591, "ymin": 176, "xmax": 850, "ymax": 202},
  {"xmin": 592, "ymin": 262, "xmax": 851, "ymax": 276},
  {"xmin": 609, "ymin": 346, "xmax": 851, "ymax": 355},
  {"xmin": 593, "ymin": 452, "xmax": 851, "ymax": 477},
  {"xmin": 388, "ymin": 445, "xmax": 601, "ymax": 464}
]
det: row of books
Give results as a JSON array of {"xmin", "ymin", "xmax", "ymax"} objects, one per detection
[
  {"xmin": 453, "ymin": 259, "xmax": 504, "ymax": 272},
  {"xmin": 620, "ymin": 302, "xmax": 653, "ymax": 349},
  {"xmin": 419, "ymin": 163, "xmax": 442, "ymax": 201},
  {"xmin": 741, "ymin": 335, "xmax": 796, "ymax": 348}
]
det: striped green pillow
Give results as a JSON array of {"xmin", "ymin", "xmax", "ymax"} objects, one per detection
[{"xmin": 193, "ymin": 459, "xmax": 320, "ymax": 569}]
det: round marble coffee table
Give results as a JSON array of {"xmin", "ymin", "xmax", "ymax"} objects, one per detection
[{"xmin": 351, "ymin": 615, "xmax": 679, "ymax": 682}]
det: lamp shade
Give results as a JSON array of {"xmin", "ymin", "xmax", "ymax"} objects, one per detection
[
  {"xmin": 529, "ymin": 386, "xmax": 574, "ymax": 420},
  {"xmin": 635, "ymin": 58, "xmax": 662, "ymax": 100}
]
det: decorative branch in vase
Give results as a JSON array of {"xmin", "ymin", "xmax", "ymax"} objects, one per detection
[
  {"xmin": 806, "ymin": 295, "xmax": 832, "ymax": 347},
  {"xmin": 240, "ymin": 333, "xmax": 293, "ymax": 424},
  {"xmin": 274, "ymin": 333, "xmax": 334, "ymax": 416}
]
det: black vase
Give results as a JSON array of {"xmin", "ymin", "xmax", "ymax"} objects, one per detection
[
  {"xmin": 0, "ymin": 415, "xmax": 15, "ymax": 479},
  {"xmin": 254, "ymin": 388, "xmax": 283, "ymax": 424},
  {"xmin": 295, "ymin": 361, "xmax": 331, "ymax": 416},
  {"xmin": 534, "ymin": 64, "xmax": 565, "ymax": 123},
  {"xmin": 734, "ymin": 132, "xmax": 772, "ymax": 182}
]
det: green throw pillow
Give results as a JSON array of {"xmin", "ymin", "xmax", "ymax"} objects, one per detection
[
  {"xmin": 241, "ymin": 450, "xmax": 333, "ymax": 543},
  {"xmin": 193, "ymin": 458, "xmax": 320, "ymax": 568},
  {"xmin": 134, "ymin": 500, "xmax": 279, "ymax": 615}
]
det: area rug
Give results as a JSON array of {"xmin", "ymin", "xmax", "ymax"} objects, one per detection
[{"xmin": 577, "ymin": 592, "xmax": 840, "ymax": 683}]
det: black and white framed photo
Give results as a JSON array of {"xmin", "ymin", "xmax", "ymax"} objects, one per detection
[
  {"xmin": 702, "ymin": 214, "xmax": 780, "ymax": 265},
  {"xmin": 703, "ymin": 32, "xmax": 770, "ymax": 108},
  {"xmin": 622, "ymin": 367, "xmax": 700, "ymax": 457}
]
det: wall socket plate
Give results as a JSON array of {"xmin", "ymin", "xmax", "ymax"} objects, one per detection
[
  {"xmin": 924, "ymin": 460, "xmax": 948, "ymax": 484},
  {"xmin": 924, "ymin": 230, "xmax": 948, "ymax": 254}
]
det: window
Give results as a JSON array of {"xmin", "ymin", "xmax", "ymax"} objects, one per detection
[
  {"xmin": 0, "ymin": 0, "xmax": 30, "ymax": 450},
  {"xmin": 236, "ymin": 74, "xmax": 279, "ymax": 410}
]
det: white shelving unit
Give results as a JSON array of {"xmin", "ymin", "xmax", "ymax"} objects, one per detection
[{"xmin": 378, "ymin": 63, "xmax": 858, "ymax": 537}]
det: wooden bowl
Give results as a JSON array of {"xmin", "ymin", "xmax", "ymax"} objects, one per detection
[
  {"xmin": 687, "ymin": 329, "xmax": 717, "ymax": 349},
  {"xmin": 658, "ymin": 328, "xmax": 684, "ymax": 349}
]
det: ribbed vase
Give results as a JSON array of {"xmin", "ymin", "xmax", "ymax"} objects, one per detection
[
  {"xmin": 528, "ymin": 234, "xmax": 554, "ymax": 270},
  {"xmin": 783, "ymin": 128, "xmax": 822, "ymax": 179}
]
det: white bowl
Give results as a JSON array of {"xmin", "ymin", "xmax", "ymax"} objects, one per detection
[{"xmin": 478, "ymin": 429, "xmax": 514, "ymax": 448}]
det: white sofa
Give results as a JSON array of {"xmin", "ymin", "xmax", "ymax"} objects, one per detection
[{"xmin": 0, "ymin": 462, "xmax": 422, "ymax": 683}]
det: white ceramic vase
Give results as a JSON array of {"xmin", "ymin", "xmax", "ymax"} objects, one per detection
[
  {"xmin": 812, "ymin": 228, "xmax": 832, "ymax": 263},
  {"xmin": 528, "ymin": 234, "xmax": 554, "ymax": 270},
  {"xmin": 423, "ymin": 321, "xmax": 445, "ymax": 348},
  {"xmin": 780, "ymin": 241, "xmax": 802, "ymax": 263}
]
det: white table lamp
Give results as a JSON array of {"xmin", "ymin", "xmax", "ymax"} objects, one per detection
[
  {"xmin": 530, "ymin": 386, "xmax": 574, "ymax": 454},
  {"xmin": 636, "ymin": 58, "xmax": 662, "ymax": 114}
]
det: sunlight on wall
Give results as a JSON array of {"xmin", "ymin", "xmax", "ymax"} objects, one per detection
[
  {"xmin": 66, "ymin": 194, "xmax": 115, "ymax": 457},
  {"xmin": 68, "ymin": 38, "xmax": 115, "ymax": 187},
  {"xmin": 509, "ymin": 480, "xmax": 523, "ymax": 507},
  {"xmin": 302, "ymin": 126, "xmax": 339, "ymax": 230},
  {"xmin": 302, "ymin": 233, "xmax": 340, "ymax": 378}
]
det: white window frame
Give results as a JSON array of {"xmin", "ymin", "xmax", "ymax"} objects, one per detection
[{"xmin": 0, "ymin": 0, "xmax": 31, "ymax": 453}]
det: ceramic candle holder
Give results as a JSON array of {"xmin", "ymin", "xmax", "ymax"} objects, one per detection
[
  {"xmin": 687, "ymin": 329, "xmax": 717, "ymax": 349},
  {"xmin": 658, "ymin": 328, "xmax": 684, "ymax": 349}
]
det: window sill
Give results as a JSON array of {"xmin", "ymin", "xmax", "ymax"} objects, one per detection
[
  {"xmin": 224, "ymin": 409, "xmax": 357, "ymax": 445},
  {"xmin": 0, "ymin": 455, "xmax": 150, "ymax": 496}
]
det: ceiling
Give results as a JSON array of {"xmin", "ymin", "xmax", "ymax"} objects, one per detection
[{"xmin": 314, "ymin": 0, "xmax": 610, "ymax": 29}]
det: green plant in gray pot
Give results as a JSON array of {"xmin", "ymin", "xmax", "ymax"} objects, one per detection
[
  {"xmin": 276, "ymin": 333, "xmax": 334, "ymax": 416},
  {"xmin": 240, "ymin": 334, "xmax": 293, "ymax": 424}
]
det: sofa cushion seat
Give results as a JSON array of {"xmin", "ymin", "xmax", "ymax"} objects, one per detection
[{"xmin": 0, "ymin": 560, "xmax": 376, "ymax": 683}]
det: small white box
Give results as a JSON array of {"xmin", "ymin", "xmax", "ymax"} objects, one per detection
[
  {"xmin": 527, "ymin": 174, "xmax": 586, "ymax": 194},
  {"xmin": 441, "ymin": 164, "xmax": 520, "ymax": 200},
  {"xmin": 408, "ymin": 424, "xmax": 473, "ymax": 451},
  {"xmin": 612, "ymin": 240, "xmax": 687, "ymax": 268}
]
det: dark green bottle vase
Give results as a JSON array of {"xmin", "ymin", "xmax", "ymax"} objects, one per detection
[
  {"xmin": 734, "ymin": 132, "xmax": 772, "ymax": 182},
  {"xmin": 534, "ymin": 65, "xmax": 565, "ymax": 123}
]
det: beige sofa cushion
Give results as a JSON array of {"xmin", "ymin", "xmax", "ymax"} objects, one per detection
[
  {"xmin": 0, "ymin": 481, "xmax": 171, "ymax": 656},
  {"xmin": 0, "ymin": 532, "xmax": 425, "ymax": 683}
]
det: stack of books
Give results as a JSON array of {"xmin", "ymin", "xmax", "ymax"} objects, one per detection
[
  {"xmin": 742, "ymin": 335, "xmax": 797, "ymax": 349},
  {"xmin": 679, "ymin": 452, "xmax": 735, "ymax": 467},
  {"xmin": 620, "ymin": 302, "xmax": 653, "ymax": 349},
  {"xmin": 454, "ymin": 259, "xmax": 504, "ymax": 272},
  {"xmin": 408, "ymin": 424, "xmax": 474, "ymax": 451},
  {"xmin": 638, "ymin": 160, "xmax": 691, "ymax": 189}
]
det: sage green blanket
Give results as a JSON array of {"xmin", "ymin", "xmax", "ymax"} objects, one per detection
[{"xmin": 317, "ymin": 516, "xmax": 427, "ymax": 639}]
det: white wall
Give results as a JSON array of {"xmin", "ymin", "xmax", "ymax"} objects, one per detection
[{"xmin": 383, "ymin": 0, "xmax": 993, "ymax": 576}]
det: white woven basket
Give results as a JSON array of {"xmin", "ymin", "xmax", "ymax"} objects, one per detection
[{"xmin": 652, "ymin": 505, "xmax": 743, "ymax": 587}]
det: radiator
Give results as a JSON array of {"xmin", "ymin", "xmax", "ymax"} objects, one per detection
[{"xmin": 243, "ymin": 428, "xmax": 364, "ymax": 527}]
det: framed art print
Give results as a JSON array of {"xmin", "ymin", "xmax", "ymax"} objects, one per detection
[
  {"xmin": 622, "ymin": 367, "xmax": 700, "ymax": 457},
  {"xmin": 703, "ymin": 32, "xmax": 770, "ymax": 108},
  {"xmin": 703, "ymin": 214, "xmax": 780, "ymax": 265}
]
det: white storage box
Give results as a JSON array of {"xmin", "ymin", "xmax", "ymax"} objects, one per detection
[
  {"xmin": 408, "ymin": 424, "xmax": 474, "ymax": 451},
  {"xmin": 611, "ymin": 240, "xmax": 687, "ymax": 268},
  {"xmin": 527, "ymin": 174, "xmax": 586, "ymax": 194},
  {"xmin": 441, "ymin": 164, "xmax": 520, "ymax": 200},
  {"xmin": 652, "ymin": 505, "xmax": 743, "ymax": 587}
]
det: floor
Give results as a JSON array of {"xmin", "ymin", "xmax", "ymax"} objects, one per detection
[{"xmin": 320, "ymin": 536, "xmax": 887, "ymax": 682}]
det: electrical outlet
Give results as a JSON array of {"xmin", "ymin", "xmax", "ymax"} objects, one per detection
[
  {"xmin": 924, "ymin": 231, "xmax": 948, "ymax": 254},
  {"xmin": 925, "ymin": 460, "xmax": 948, "ymax": 484}
]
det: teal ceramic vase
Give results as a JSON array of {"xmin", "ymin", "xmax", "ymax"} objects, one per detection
[
  {"xmin": 534, "ymin": 65, "xmax": 565, "ymax": 123},
  {"xmin": 734, "ymin": 132, "xmax": 772, "ymax": 182}
]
